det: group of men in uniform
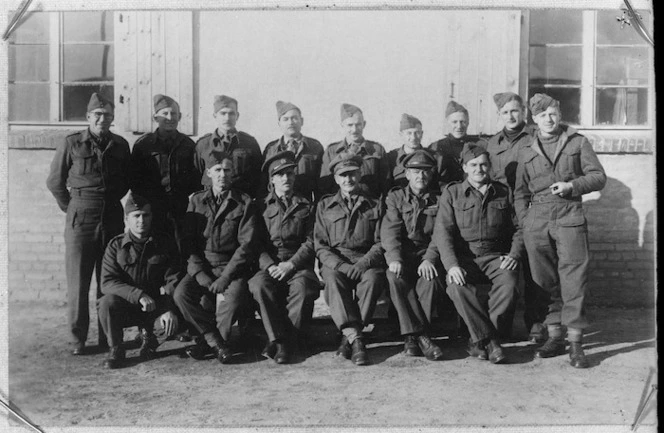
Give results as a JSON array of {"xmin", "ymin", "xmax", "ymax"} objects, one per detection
[{"xmin": 47, "ymin": 89, "xmax": 606, "ymax": 370}]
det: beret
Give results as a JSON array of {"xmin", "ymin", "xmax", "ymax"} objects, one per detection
[
  {"xmin": 340, "ymin": 103, "xmax": 362, "ymax": 121},
  {"xmin": 445, "ymin": 100, "xmax": 468, "ymax": 118},
  {"xmin": 276, "ymin": 100, "xmax": 301, "ymax": 119},
  {"xmin": 329, "ymin": 151, "xmax": 363, "ymax": 175},
  {"xmin": 402, "ymin": 149, "xmax": 436, "ymax": 169},
  {"xmin": 529, "ymin": 93, "xmax": 560, "ymax": 116},
  {"xmin": 153, "ymin": 94, "xmax": 178, "ymax": 113},
  {"xmin": 124, "ymin": 192, "xmax": 151, "ymax": 215},
  {"xmin": 262, "ymin": 151, "xmax": 297, "ymax": 176},
  {"xmin": 87, "ymin": 93, "xmax": 114, "ymax": 112},
  {"xmin": 460, "ymin": 143, "xmax": 489, "ymax": 164},
  {"xmin": 493, "ymin": 92, "xmax": 523, "ymax": 109},
  {"xmin": 400, "ymin": 113, "xmax": 422, "ymax": 131},
  {"xmin": 213, "ymin": 95, "xmax": 238, "ymax": 113},
  {"xmin": 205, "ymin": 149, "xmax": 232, "ymax": 169}
]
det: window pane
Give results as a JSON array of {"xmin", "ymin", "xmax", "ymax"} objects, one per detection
[
  {"xmin": 597, "ymin": 10, "xmax": 651, "ymax": 45},
  {"xmin": 529, "ymin": 86, "xmax": 581, "ymax": 125},
  {"xmin": 63, "ymin": 11, "xmax": 114, "ymax": 42},
  {"xmin": 9, "ymin": 12, "xmax": 49, "ymax": 44},
  {"xmin": 529, "ymin": 46, "xmax": 582, "ymax": 86},
  {"xmin": 596, "ymin": 88, "xmax": 648, "ymax": 126},
  {"xmin": 9, "ymin": 45, "xmax": 49, "ymax": 82},
  {"xmin": 529, "ymin": 10, "xmax": 583, "ymax": 45},
  {"xmin": 63, "ymin": 85, "xmax": 114, "ymax": 121},
  {"xmin": 596, "ymin": 47, "xmax": 649, "ymax": 86},
  {"xmin": 9, "ymin": 83, "xmax": 50, "ymax": 121},
  {"xmin": 63, "ymin": 45, "xmax": 114, "ymax": 82}
]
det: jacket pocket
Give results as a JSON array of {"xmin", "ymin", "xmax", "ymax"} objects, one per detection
[{"xmin": 453, "ymin": 201, "xmax": 476, "ymax": 229}]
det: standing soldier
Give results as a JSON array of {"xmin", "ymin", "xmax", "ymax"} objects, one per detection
[
  {"xmin": 195, "ymin": 95, "xmax": 262, "ymax": 197},
  {"xmin": 381, "ymin": 150, "xmax": 444, "ymax": 361},
  {"xmin": 486, "ymin": 91, "xmax": 548, "ymax": 343},
  {"xmin": 46, "ymin": 93, "xmax": 131, "ymax": 355},
  {"xmin": 262, "ymin": 101, "xmax": 324, "ymax": 202},
  {"xmin": 515, "ymin": 93, "xmax": 606, "ymax": 369},
  {"xmin": 429, "ymin": 101, "xmax": 488, "ymax": 189},
  {"xmin": 174, "ymin": 150, "xmax": 258, "ymax": 364},
  {"xmin": 319, "ymin": 103, "xmax": 390, "ymax": 198},
  {"xmin": 248, "ymin": 151, "xmax": 320, "ymax": 364},
  {"xmin": 386, "ymin": 113, "xmax": 438, "ymax": 190},
  {"xmin": 433, "ymin": 144, "xmax": 522, "ymax": 364},
  {"xmin": 98, "ymin": 193, "xmax": 183, "ymax": 369},
  {"xmin": 315, "ymin": 152, "xmax": 387, "ymax": 366},
  {"xmin": 129, "ymin": 94, "xmax": 201, "ymax": 248}
]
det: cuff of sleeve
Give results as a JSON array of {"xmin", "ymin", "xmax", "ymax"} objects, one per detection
[
  {"xmin": 196, "ymin": 273, "xmax": 215, "ymax": 288},
  {"xmin": 128, "ymin": 288, "xmax": 145, "ymax": 304},
  {"xmin": 442, "ymin": 258, "xmax": 459, "ymax": 271},
  {"xmin": 384, "ymin": 251, "xmax": 402, "ymax": 264},
  {"xmin": 215, "ymin": 276, "xmax": 230, "ymax": 291}
]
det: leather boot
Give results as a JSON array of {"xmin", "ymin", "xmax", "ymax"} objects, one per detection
[
  {"xmin": 569, "ymin": 342, "xmax": 589, "ymax": 369},
  {"xmin": 351, "ymin": 338, "xmax": 369, "ymax": 366},
  {"xmin": 528, "ymin": 323, "xmax": 548, "ymax": 344},
  {"xmin": 417, "ymin": 335, "xmax": 444, "ymax": 361},
  {"xmin": 403, "ymin": 335, "xmax": 422, "ymax": 357},
  {"xmin": 139, "ymin": 328, "xmax": 159, "ymax": 360},
  {"xmin": 336, "ymin": 335, "xmax": 352, "ymax": 360},
  {"xmin": 274, "ymin": 342, "xmax": 290, "ymax": 365},
  {"xmin": 486, "ymin": 339, "xmax": 507, "ymax": 364},
  {"xmin": 103, "ymin": 346, "xmax": 126, "ymax": 369},
  {"xmin": 466, "ymin": 339, "xmax": 488, "ymax": 360}
]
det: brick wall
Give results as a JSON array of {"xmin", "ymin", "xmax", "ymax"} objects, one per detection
[{"xmin": 7, "ymin": 131, "xmax": 656, "ymax": 307}]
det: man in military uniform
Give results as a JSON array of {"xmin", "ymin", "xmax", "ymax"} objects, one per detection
[
  {"xmin": 173, "ymin": 150, "xmax": 258, "ymax": 364},
  {"xmin": 248, "ymin": 151, "xmax": 320, "ymax": 364},
  {"xmin": 486, "ymin": 91, "xmax": 548, "ymax": 343},
  {"xmin": 386, "ymin": 113, "xmax": 438, "ymax": 191},
  {"xmin": 129, "ymin": 94, "xmax": 201, "ymax": 248},
  {"xmin": 319, "ymin": 103, "xmax": 390, "ymax": 198},
  {"xmin": 514, "ymin": 93, "xmax": 606, "ymax": 369},
  {"xmin": 381, "ymin": 149, "xmax": 444, "ymax": 361},
  {"xmin": 315, "ymin": 152, "xmax": 387, "ymax": 366},
  {"xmin": 429, "ymin": 101, "xmax": 488, "ymax": 190},
  {"xmin": 46, "ymin": 93, "xmax": 131, "ymax": 355},
  {"xmin": 98, "ymin": 193, "xmax": 183, "ymax": 369},
  {"xmin": 194, "ymin": 95, "xmax": 262, "ymax": 197},
  {"xmin": 434, "ymin": 144, "xmax": 522, "ymax": 364},
  {"xmin": 262, "ymin": 101, "xmax": 324, "ymax": 202}
]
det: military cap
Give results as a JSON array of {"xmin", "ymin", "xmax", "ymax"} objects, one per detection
[
  {"xmin": 276, "ymin": 100, "xmax": 301, "ymax": 119},
  {"xmin": 460, "ymin": 143, "xmax": 489, "ymax": 164},
  {"xmin": 213, "ymin": 95, "xmax": 238, "ymax": 113},
  {"xmin": 205, "ymin": 149, "xmax": 232, "ymax": 168},
  {"xmin": 153, "ymin": 94, "xmax": 178, "ymax": 113},
  {"xmin": 124, "ymin": 192, "xmax": 151, "ymax": 215},
  {"xmin": 329, "ymin": 151, "xmax": 364, "ymax": 175},
  {"xmin": 262, "ymin": 151, "xmax": 297, "ymax": 176},
  {"xmin": 493, "ymin": 92, "xmax": 523, "ymax": 109},
  {"xmin": 529, "ymin": 93, "xmax": 559, "ymax": 116},
  {"xmin": 402, "ymin": 149, "xmax": 436, "ymax": 169},
  {"xmin": 445, "ymin": 100, "xmax": 468, "ymax": 118},
  {"xmin": 340, "ymin": 103, "xmax": 363, "ymax": 121},
  {"xmin": 87, "ymin": 92, "xmax": 114, "ymax": 112},
  {"xmin": 400, "ymin": 113, "xmax": 422, "ymax": 131}
]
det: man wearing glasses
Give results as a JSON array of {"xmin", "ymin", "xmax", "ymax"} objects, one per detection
[{"xmin": 47, "ymin": 93, "xmax": 131, "ymax": 356}]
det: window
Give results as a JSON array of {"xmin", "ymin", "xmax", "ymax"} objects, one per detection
[
  {"xmin": 528, "ymin": 10, "xmax": 652, "ymax": 128},
  {"xmin": 8, "ymin": 11, "xmax": 114, "ymax": 123}
]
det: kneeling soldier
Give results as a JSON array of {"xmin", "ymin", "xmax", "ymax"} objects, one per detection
[
  {"xmin": 99, "ymin": 192, "xmax": 183, "ymax": 369},
  {"xmin": 382, "ymin": 150, "xmax": 444, "ymax": 360},
  {"xmin": 248, "ymin": 151, "xmax": 320, "ymax": 364},
  {"xmin": 433, "ymin": 144, "xmax": 522, "ymax": 364},
  {"xmin": 315, "ymin": 152, "xmax": 387, "ymax": 366},
  {"xmin": 174, "ymin": 150, "xmax": 258, "ymax": 364}
]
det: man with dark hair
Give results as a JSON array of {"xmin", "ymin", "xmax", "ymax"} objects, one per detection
[
  {"xmin": 99, "ymin": 192, "xmax": 183, "ymax": 369},
  {"xmin": 46, "ymin": 92, "xmax": 131, "ymax": 355},
  {"xmin": 515, "ymin": 93, "xmax": 606, "ymax": 369},
  {"xmin": 387, "ymin": 113, "xmax": 438, "ymax": 191},
  {"xmin": 434, "ymin": 144, "xmax": 522, "ymax": 364}
]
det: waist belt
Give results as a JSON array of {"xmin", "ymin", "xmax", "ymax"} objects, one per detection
[
  {"xmin": 69, "ymin": 188, "xmax": 105, "ymax": 200},
  {"xmin": 530, "ymin": 193, "xmax": 581, "ymax": 205}
]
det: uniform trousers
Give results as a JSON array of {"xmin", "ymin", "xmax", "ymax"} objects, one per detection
[
  {"xmin": 321, "ymin": 266, "xmax": 386, "ymax": 331},
  {"xmin": 386, "ymin": 264, "xmax": 442, "ymax": 335},
  {"xmin": 173, "ymin": 273, "xmax": 250, "ymax": 343},
  {"xmin": 445, "ymin": 254, "xmax": 517, "ymax": 343},
  {"xmin": 65, "ymin": 196, "xmax": 123, "ymax": 345},
  {"xmin": 523, "ymin": 202, "xmax": 590, "ymax": 330},
  {"xmin": 248, "ymin": 269, "xmax": 320, "ymax": 342},
  {"xmin": 98, "ymin": 294, "xmax": 171, "ymax": 348}
]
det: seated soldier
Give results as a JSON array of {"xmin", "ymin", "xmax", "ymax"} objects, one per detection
[
  {"xmin": 381, "ymin": 150, "xmax": 444, "ymax": 361},
  {"xmin": 433, "ymin": 144, "xmax": 522, "ymax": 364},
  {"xmin": 314, "ymin": 152, "xmax": 387, "ymax": 366},
  {"xmin": 98, "ymin": 192, "xmax": 183, "ymax": 369},
  {"xmin": 248, "ymin": 151, "xmax": 320, "ymax": 364},
  {"xmin": 173, "ymin": 150, "xmax": 258, "ymax": 364}
]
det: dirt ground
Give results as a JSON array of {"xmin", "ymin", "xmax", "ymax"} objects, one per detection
[{"xmin": 5, "ymin": 297, "xmax": 658, "ymax": 432}]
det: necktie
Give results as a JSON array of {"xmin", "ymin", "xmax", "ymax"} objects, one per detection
[{"xmin": 286, "ymin": 139, "xmax": 298, "ymax": 153}]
